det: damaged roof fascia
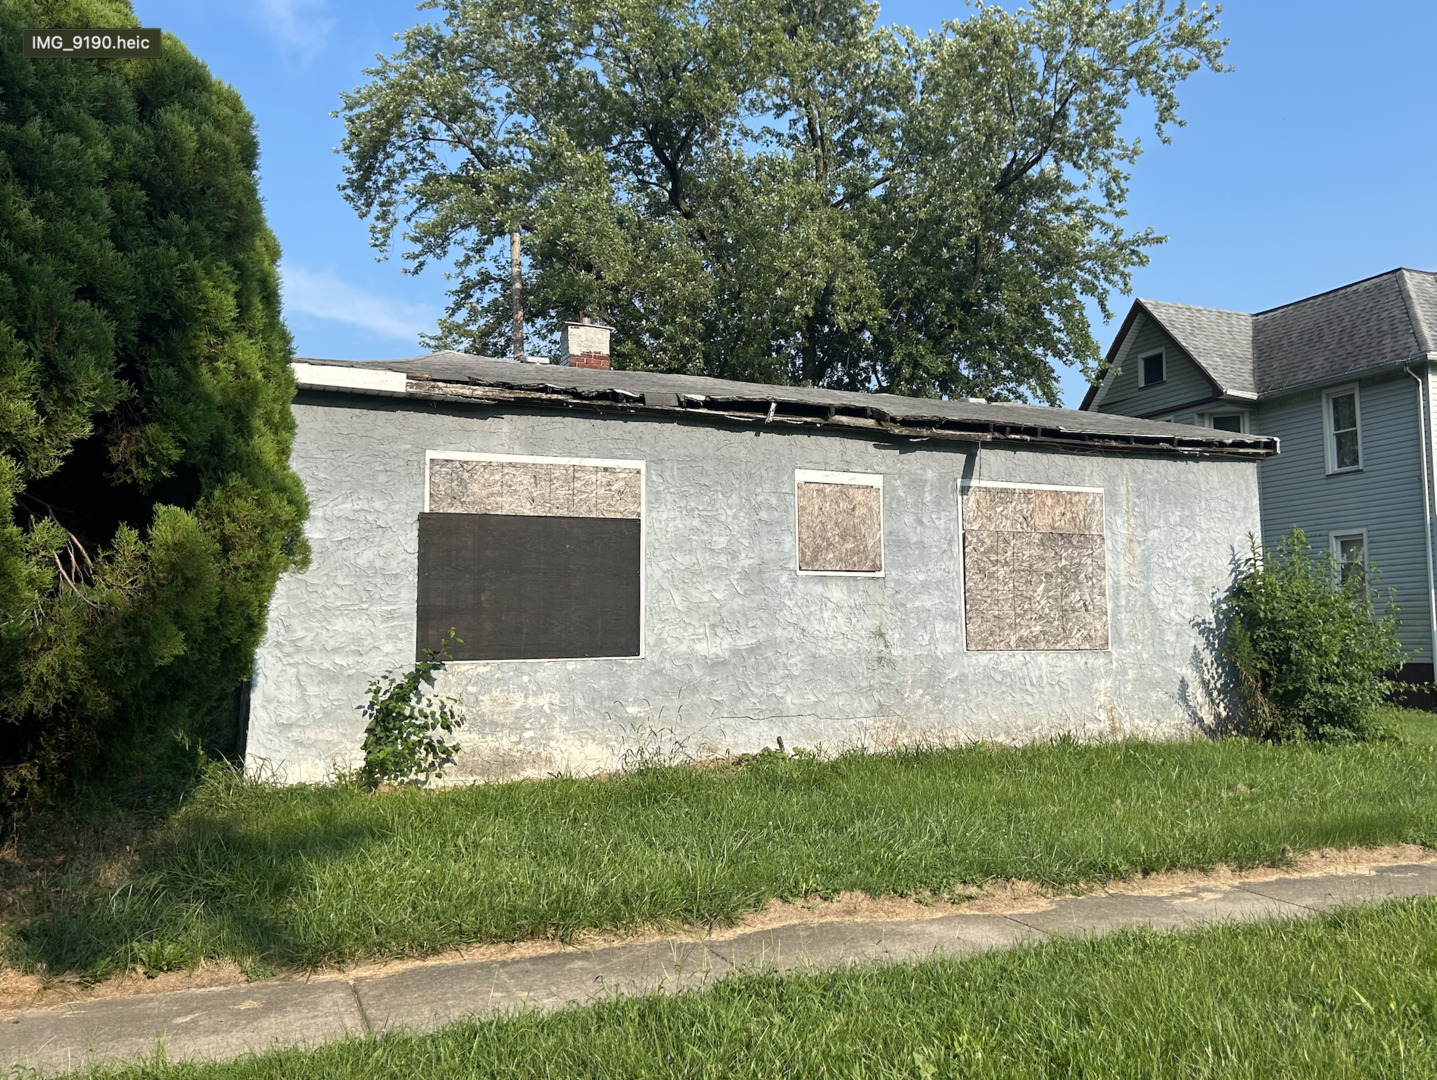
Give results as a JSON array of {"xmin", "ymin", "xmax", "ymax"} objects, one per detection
[{"xmin": 291, "ymin": 359, "xmax": 1279, "ymax": 460}]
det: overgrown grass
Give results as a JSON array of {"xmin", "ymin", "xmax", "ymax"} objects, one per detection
[
  {"xmin": 6, "ymin": 709, "xmax": 1437, "ymax": 980},
  {"xmin": 79, "ymin": 897, "xmax": 1437, "ymax": 1079}
]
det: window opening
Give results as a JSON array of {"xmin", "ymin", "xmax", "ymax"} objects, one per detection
[{"xmin": 1140, "ymin": 351, "xmax": 1165, "ymax": 387}]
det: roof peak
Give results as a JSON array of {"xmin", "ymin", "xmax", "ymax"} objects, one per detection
[
  {"xmin": 1135, "ymin": 269, "xmax": 1437, "ymax": 321},
  {"xmin": 1138, "ymin": 298, "xmax": 1249, "ymax": 318},
  {"xmin": 1251, "ymin": 267, "xmax": 1435, "ymax": 317}
]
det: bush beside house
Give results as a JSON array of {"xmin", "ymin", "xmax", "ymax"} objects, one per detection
[
  {"xmin": 1221, "ymin": 528, "xmax": 1408, "ymax": 742},
  {"xmin": 0, "ymin": 0, "xmax": 308, "ymax": 819}
]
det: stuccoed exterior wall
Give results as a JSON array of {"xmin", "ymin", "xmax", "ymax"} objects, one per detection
[{"xmin": 245, "ymin": 393, "xmax": 1260, "ymax": 783}]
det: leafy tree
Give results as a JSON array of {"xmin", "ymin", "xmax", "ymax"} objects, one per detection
[
  {"xmin": 339, "ymin": 0, "xmax": 1226, "ymax": 401},
  {"xmin": 1220, "ymin": 530, "xmax": 1407, "ymax": 743},
  {"xmin": 0, "ymin": 0, "xmax": 308, "ymax": 816}
]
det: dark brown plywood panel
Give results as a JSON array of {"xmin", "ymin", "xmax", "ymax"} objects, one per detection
[
  {"xmin": 797, "ymin": 482, "xmax": 883, "ymax": 572},
  {"xmin": 417, "ymin": 513, "xmax": 641, "ymax": 661},
  {"xmin": 961, "ymin": 486, "xmax": 1108, "ymax": 651}
]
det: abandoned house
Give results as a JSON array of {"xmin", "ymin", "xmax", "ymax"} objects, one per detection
[{"xmin": 243, "ymin": 323, "xmax": 1279, "ymax": 782}]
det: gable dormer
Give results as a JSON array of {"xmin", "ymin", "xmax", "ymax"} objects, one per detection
[{"xmin": 1086, "ymin": 311, "xmax": 1217, "ymax": 419}]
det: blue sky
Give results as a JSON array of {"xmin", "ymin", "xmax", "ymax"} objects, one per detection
[{"xmin": 133, "ymin": 1, "xmax": 1437, "ymax": 408}]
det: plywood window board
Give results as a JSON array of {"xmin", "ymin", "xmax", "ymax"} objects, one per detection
[
  {"xmin": 795, "ymin": 470, "xmax": 883, "ymax": 575},
  {"xmin": 420, "ymin": 453, "xmax": 644, "ymax": 661},
  {"xmin": 428, "ymin": 458, "xmax": 640, "ymax": 518},
  {"xmin": 961, "ymin": 483, "xmax": 1108, "ymax": 651}
]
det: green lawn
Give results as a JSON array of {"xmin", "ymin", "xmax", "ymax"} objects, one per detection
[
  {"xmin": 80, "ymin": 896, "xmax": 1437, "ymax": 1079},
  {"xmin": 6, "ymin": 707, "xmax": 1437, "ymax": 981}
]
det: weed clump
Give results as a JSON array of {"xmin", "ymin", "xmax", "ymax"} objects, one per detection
[
  {"xmin": 1220, "ymin": 529, "xmax": 1409, "ymax": 742},
  {"xmin": 358, "ymin": 629, "xmax": 465, "ymax": 788}
]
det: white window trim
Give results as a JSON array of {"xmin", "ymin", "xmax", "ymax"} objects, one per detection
[
  {"xmin": 1322, "ymin": 383, "xmax": 1363, "ymax": 475},
  {"xmin": 1203, "ymin": 411, "xmax": 1249, "ymax": 434},
  {"xmin": 1137, "ymin": 349, "xmax": 1166, "ymax": 388},
  {"xmin": 957, "ymin": 480, "xmax": 1112, "ymax": 654},
  {"xmin": 1329, "ymin": 528, "xmax": 1369, "ymax": 584},
  {"xmin": 794, "ymin": 469, "xmax": 885, "ymax": 577},
  {"xmin": 422, "ymin": 450, "xmax": 647, "ymax": 663}
]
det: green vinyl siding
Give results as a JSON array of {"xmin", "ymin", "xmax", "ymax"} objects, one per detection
[
  {"xmin": 1097, "ymin": 314, "xmax": 1216, "ymax": 417},
  {"xmin": 1257, "ymin": 369, "xmax": 1434, "ymax": 657}
]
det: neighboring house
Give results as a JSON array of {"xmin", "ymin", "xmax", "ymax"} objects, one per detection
[
  {"xmin": 244, "ymin": 324, "xmax": 1276, "ymax": 783},
  {"xmin": 1083, "ymin": 268, "xmax": 1437, "ymax": 684}
]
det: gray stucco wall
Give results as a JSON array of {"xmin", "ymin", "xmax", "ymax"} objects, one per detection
[{"xmin": 245, "ymin": 393, "xmax": 1262, "ymax": 783}]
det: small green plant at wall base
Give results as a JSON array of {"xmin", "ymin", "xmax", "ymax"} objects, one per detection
[
  {"xmin": 358, "ymin": 630, "xmax": 465, "ymax": 788},
  {"xmin": 1219, "ymin": 529, "xmax": 1408, "ymax": 742}
]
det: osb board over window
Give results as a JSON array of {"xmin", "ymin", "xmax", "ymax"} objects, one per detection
[
  {"xmin": 961, "ymin": 484, "xmax": 1107, "ymax": 651},
  {"xmin": 428, "ymin": 458, "xmax": 640, "ymax": 518},
  {"xmin": 796, "ymin": 474, "xmax": 883, "ymax": 574}
]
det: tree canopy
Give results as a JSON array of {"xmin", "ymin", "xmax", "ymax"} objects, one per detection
[
  {"xmin": 339, "ymin": 0, "xmax": 1226, "ymax": 402},
  {"xmin": 0, "ymin": 0, "xmax": 308, "ymax": 814}
]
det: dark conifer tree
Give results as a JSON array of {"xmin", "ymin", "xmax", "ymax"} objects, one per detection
[{"xmin": 0, "ymin": 0, "xmax": 308, "ymax": 815}]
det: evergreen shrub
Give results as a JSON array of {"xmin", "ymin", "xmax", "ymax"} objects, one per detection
[{"xmin": 0, "ymin": 0, "xmax": 307, "ymax": 818}]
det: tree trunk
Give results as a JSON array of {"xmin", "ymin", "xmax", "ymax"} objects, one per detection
[{"xmin": 510, "ymin": 228, "xmax": 524, "ymax": 362}]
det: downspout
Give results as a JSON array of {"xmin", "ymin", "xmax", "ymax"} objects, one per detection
[{"xmin": 1405, "ymin": 365, "xmax": 1437, "ymax": 671}]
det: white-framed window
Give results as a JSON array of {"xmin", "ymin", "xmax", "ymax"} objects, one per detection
[
  {"xmin": 1330, "ymin": 530, "xmax": 1367, "ymax": 587},
  {"xmin": 1138, "ymin": 350, "xmax": 1166, "ymax": 387},
  {"xmin": 1205, "ymin": 411, "xmax": 1248, "ymax": 434},
  {"xmin": 419, "ymin": 451, "xmax": 646, "ymax": 661},
  {"xmin": 1322, "ymin": 384, "xmax": 1363, "ymax": 474},
  {"xmin": 794, "ymin": 469, "xmax": 884, "ymax": 576}
]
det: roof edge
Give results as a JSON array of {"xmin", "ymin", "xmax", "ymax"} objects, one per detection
[
  {"xmin": 1258, "ymin": 353, "xmax": 1437, "ymax": 400},
  {"xmin": 1252, "ymin": 266, "xmax": 1427, "ymax": 317},
  {"xmin": 1081, "ymin": 301, "xmax": 1146, "ymax": 411},
  {"xmin": 291, "ymin": 358, "xmax": 1278, "ymax": 460},
  {"xmin": 1397, "ymin": 270, "xmax": 1437, "ymax": 355}
]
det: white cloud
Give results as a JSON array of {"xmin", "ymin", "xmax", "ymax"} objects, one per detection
[
  {"xmin": 280, "ymin": 263, "xmax": 436, "ymax": 342},
  {"xmin": 252, "ymin": 0, "xmax": 335, "ymax": 53}
]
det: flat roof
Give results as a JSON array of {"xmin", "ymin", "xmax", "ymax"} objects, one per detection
[{"xmin": 293, "ymin": 353, "xmax": 1279, "ymax": 459}]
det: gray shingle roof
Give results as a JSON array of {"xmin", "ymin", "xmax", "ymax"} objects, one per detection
[
  {"xmin": 1253, "ymin": 270, "xmax": 1431, "ymax": 394},
  {"xmin": 294, "ymin": 353, "xmax": 1276, "ymax": 458},
  {"xmin": 1110, "ymin": 269, "xmax": 1437, "ymax": 403}
]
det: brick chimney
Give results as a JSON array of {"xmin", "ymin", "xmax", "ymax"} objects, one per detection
[{"xmin": 559, "ymin": 316, "xmax": 611, "ymax": 370}]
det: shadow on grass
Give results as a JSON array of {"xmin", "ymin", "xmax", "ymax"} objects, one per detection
[{"xmin": 4, "ymin": 784, "xmax": 383, "ymax": 979}]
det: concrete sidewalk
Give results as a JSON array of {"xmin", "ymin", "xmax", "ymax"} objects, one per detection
[{"xmin": 5, "ymin": 861, "xmax": 1437, "ymax": 1075}]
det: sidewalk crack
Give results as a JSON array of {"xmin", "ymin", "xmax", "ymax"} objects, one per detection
[
  {"xmin": 1001, "ymin": 913, "xmax": 1050, "ymax": 934},
  {"xmin": 1230, "ymin": 883, "xmax": 1325, "ymax": 913},
  {"xmin": 347, "ymin": 980, "xmax": 372, "ymax": 1037}
]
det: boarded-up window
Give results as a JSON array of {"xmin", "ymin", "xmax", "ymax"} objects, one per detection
[
  {"xmin": 419, "ymin": 457, "xmax": 642, "ymax": 660},
  {"xmin": 961, "ymin": 484, "xmax": 1107, "ymax": 651},
  {"xmin": 795, "ymin": 471, "xmax": 883, "ymax": 574}
]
